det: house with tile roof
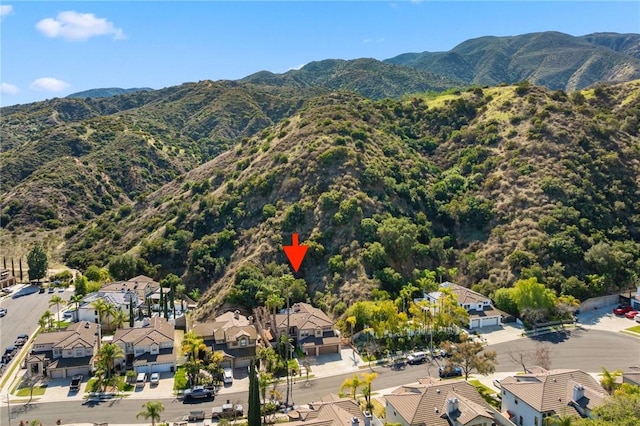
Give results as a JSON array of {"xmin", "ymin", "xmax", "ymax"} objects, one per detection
[
  {"xmin": 112, "ymin": 316, "xmax": 175, "ymax": 374},
  {"xmin": 25, "ymin": 321, "xmax": 99, "ymax": 379},
  {"xmin": 191, "ymin": 310, "xmax": 258, "ymax": 369},
  {"xmin": 499, "ymin": 367, "xmax": 609, "ymax": 426},
  {"xmin": 424, "ymin": 282, "xmax": 505, "ymax": 329},
  {"xmin": 384, "ymin": 377, "xmax": 515, "ymax": 426},
  {"xmin": 269, "ymin": 302, "xmax": 341, "ymax": 356},
  {"xmin": 286, "ymin": 393, "xmax": 373, "ymax": 426},
  {"xmin": 100, "ymin": 275, "xmax": 160, "ymax": 300}
]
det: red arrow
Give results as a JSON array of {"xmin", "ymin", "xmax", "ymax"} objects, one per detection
[{"xmin": 283, "ymin": 233, "xmax": 308, "ymax": 273}]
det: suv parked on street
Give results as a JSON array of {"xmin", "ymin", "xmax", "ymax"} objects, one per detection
[{"xmin": 407, "ymin": 351, "xmax": 427, "ymax": 365}]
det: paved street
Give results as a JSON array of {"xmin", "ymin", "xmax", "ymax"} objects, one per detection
[{"xmin": 1, "ymin": 285, "xmax": 70, "ymax": 361}]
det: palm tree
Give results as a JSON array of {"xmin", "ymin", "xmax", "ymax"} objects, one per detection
[
  {"xmin": 599, "ymin": 367, "xmax": 622, "ymax": 394},
  {"xmin": 340, "ymin": 373, "xmax": 363, "ymax": 400},
  {"xmin": 96, "ymin": 342, "xmax": 125, "ymax": 390},
  {"xmin": 360, "ymin": 372, "xmax": 378, "ymax": 411},
  {"xmin": 67, "ymin": 294, "xmax": 84, "ymax": 322},
  {"xmin": 91, "ymin": 298, "xmax": 109, "ymax": 327},
  {"xmin": 48, "ymin": 294, "xmax": 65, "ymax": 330},
  {"xmin": 136, "ymin": 401, "xmax": 164, "ymax": 426},
  {"xmin": 543, "ymin": 414, "xmax": 573, "ymax": 426},
  {"xmin": 40, "ymin": 310, "xmax": 55, "ymax": 331},
  {"xmin": 112, "ymin": 309, "xmax": 128, "ymax": 330},
  {"xmin": 182, "ymin": 331, "xmax": 207, "ymax": 362},
  {"xmin": 105, "ymin": 303, "xmax": 117, "ymax": 331}
]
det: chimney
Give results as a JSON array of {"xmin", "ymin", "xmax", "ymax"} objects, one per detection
[
  {"xmin": 447, "ymin": 398, "xmax": 459, "ymax": 414},
  {"xmin": 234, "ymin": 310, "xmax": 240, "ymax": 320},
  {"xmin": 143, "ymin": 317, "xmax": 150, "ymax": 327},
  {"xmin": 573, "ymin": 384, "xmax": 585, "ymax": 401},
  {"xmin": 351, "ymin": 417, "xmax": 359, "ymax": 426},
  {"xmin": 363, "ymin": 411, "xmax": 372, "ymax": 426}
]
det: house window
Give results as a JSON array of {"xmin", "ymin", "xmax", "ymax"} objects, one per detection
[
  {"xmin": 76, "ymin": 348, "xmax": 83, "ymax": 356},
  {"xmin": 519, "ymin": 416, "xmax": 523, "ymax": 426},
  {"xmin": 240, "ymin": 338, "xmax": 247, "ymax": 347},
  {"xmin": 95, "ymin": 310, "xmax": 98, "ymax": 315},
  {"xmin": 515, "ymin": 398, "xmax": 518, "ymax": 404},
  {"xmin": 534, "ymin": 417, "xmax": 538, "ymax": 426}
]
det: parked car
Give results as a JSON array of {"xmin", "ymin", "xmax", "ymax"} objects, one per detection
[
  {"xmin": 0, "ymin": 307, "xmax": 7, "ymax": 317},
  {"xmin": 150, "ymin": 372, "xmax": 160, "ymax": 386},
  {"xmin": 439, "ymin": 365, "xmax": 463, "ymax": 378},
  {"xmin": 38, "ymin": 288, "xmax": 45, "ymax": 294},
  {"xmin": 223, "ymin": 368, "xmax": 233, "ymax": 384},
  {"xmin": 635, "ymin": 313, "xmax": 640, "ymax": 323},
  {"xmin": 407, "ymin": 351, "xmax": 427, "ymax": 365},
  {"xmin": 184, "ymin": 385, "xmax": 214, "ymax": 401},
  {"xmin": 613, "ymin": 305, "xmax": 633, "ymax": 315},
  {"xmin": 625, "ymin": 310, "xmax": 639, "ymax": 319},
  {"xmin": 14, "ymin": 337, "xmax": 27, "ymax": 347},
  {"xmin": 47, "ymin": 287, "xmax": 55, "ymax": 294},
  {"xmin": 70, "ymin": 375, "xmax": 83, "ymax": 391}
]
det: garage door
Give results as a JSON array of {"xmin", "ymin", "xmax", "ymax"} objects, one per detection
[
  {"xmin": 234, "ymin": 358, "xmax": 250, "ymax": 369},
  {"xmin": 470, "ymin": 319, "xmax": 481, "ymax": 329},
  {"xmin": 67, "ymin": 366, "xmax": 90, "ymax": 377},
  {"xmin": 136, "ymin": 364, "xmax": 150, "ymax": 374},
  {"xmin": 318, "ymin": 345, "xmax": 338, "ymax": 355},
  {"xmin": 49, "ymin": 369, "xmax": 65, "ymax": 379},
  {"xmin": 480, "ymin": 317, "xmax": 499, "ymax": 327},
  {"xmin": 150, "ymin": 363, "xmax": 174, "ymax": 373}
]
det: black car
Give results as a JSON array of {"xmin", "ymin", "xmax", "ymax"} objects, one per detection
[
  {"xmin": 38, "ymin": 287, "xmax": 45, "ymax": 294},
  {"xmin": 439, "ymin": 366, "xmax": 463, "ymax": 378}
]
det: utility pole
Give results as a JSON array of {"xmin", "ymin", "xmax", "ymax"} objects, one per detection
[{"xmin": 4, "ymin": 392, "xmax": 11, "ymax": 426}]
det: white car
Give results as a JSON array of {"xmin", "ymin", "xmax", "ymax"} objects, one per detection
[
  {"xmin": 150, "ymin": 372, "xmax": 160, "ymax": 385},
  {"xmin": 223, "ymin": 368, "xmax": 233, "ymax": 384},
  {"xmin": 635, "ymin": 313, "xmax": 640, "ymax": 323}
]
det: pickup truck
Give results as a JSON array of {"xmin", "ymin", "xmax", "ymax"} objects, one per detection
[
  {"xmin": 70, "ymin": 375, "xmax": 83, "ymax": 391},
  {"xmin": 187, "ymin": 411, "xmax": 205, "ymax": 421},
  {"xmin": 211, "ymin": 401, "xmax": 243, "ymax": 419},
  {"xmin": 184, "ymin": 386, "xmax": 214, "ymax": 401}
]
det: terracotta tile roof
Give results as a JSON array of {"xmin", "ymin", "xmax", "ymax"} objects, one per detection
[
  {"xmin": 500, "ymin": 368, "xmax": 608, "ymax": 416},
  {"xmin": 275, "ymin": 303, "xmax": 334, "ymax": 330},
  {"xmin": 430, "ymin": 282, "xmax": 490, "ymax": 305},
  {"xmin": 112, "ymin": 316, "xmax": 174, "ymax": 346},
  {"xmin": 191, "ymin": 311, "xmax": 255, "ymax": 341},
  {"xmin": 32, "ymin": 321, "xmax": 98, "ymax": 350},
  {"xmin": 385, "ymin": 379, "xmax": 496, "ymax": 426},
  {"xmin": 288, "ymin": 394, "xmax": 367, "ymax": 426}
]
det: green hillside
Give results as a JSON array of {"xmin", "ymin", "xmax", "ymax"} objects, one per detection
[{"xmin": 46, "ymin": 80, "xmax": 640, "ymax": 319}]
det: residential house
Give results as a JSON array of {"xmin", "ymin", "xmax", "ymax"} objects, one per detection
[
  {"xmin": 101, "ymin": 275, "xmax": 160, "ymax": 301},
  {"xmin": 191, "ymin": 310, "xmax": 257, "ymax": 369},
  {"xmin": 112, "ymin": 316, "xmax": 175, "ymax": 374},
  {"xmin": 424, "ymin": 282, "xmax": 504, "ymax": 329},
  {"xmin": 77, "ymin": 290, "xmax": 141, "ymax": 327},
  {"xmin": 269, "ymin": 302, "xmax": 341, "ymax": 356},
  {"xmin": 287, "ymin": 393, "xmax": 373, "ymax": 426},
  {"xmin": 385, "ymin": 377, "xmax": 515, "ymax": 426},
  {"xmin": 25, "ymin": 321, "xmax": 99, "ymax": 379},
  {"xmin": 0, "ymin": 268, "xmax": 16, "ymax": 289},
  {"xmin": 499, "ymin": 367, "xmax": 609, "ymax": 426}
]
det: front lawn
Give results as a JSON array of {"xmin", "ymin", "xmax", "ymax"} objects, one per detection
[
  {"xmin": 174, "ymin": 365, "xmax": 189, "ymax": 390},
  {"xmin": 86, "ymin": 374, "xmax": 133, "ymax": 393},
  {"xmin": 469, "ymin": 379, "xmax": 500, "ymax": 409},
  {"xmin": 625, "ymin": 325, "xmax": 640, "ymax": 334},
  {"xmin": 15, "ymin": 385, "xmax": 47, "ymax": 397}
]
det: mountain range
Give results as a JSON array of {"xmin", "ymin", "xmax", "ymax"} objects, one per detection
[{"xmin": 1, "ymin": 31, "xmax": 639, "ymax": 319}]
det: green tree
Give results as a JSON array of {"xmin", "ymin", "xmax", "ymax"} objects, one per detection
[
  {"xmin": 442, "ymin": 334, "xmax": 497, "ymax": 380},
  {"xmin": 512, "ymin": 277, "xmax": 556, "ymax": 317},
  {"xmin": 160, "ymin": 274, "xmax": 181, "ymax": 317},
  {"xmin": 74, "ymin": 275, "xmax": 88, "ymax": 296},
  {"xmin": 360, "ymin": 372, "xmax": 378, "ymax": 411},
  {"xmin": 377, "ymin": 216, "xmax": 418, "ymax": 262},
  {"xmin": 493, "ymin": 288, "xmax": 518, "ymax": 316},
  {"xmin": 108, "ymin": 254, "xmax": 138, "ymax": 281},
  {"xmin": 340, "ymin": 373, "xmax": 363, "ymax": 400},
  {"xmin": 136, "ymin": 401, "xmax": 165, "ymax": 426},
  {"xmin": 584, "ymin": 388, "xmax": 640, "ymax": 426},
  {"xmin": 96, "ymin": 343, "xmax": 125, "ymax": 391},
  {"xmin": 91, "ymin": 298, "xmax": 109, "ymax": 327},
  {"xmin": 600, "ymin": 367, "xmax": 622, "ymax": 394},
  {"xmin": 48, "ymin": 294, "xmax": 65, "ymax": 330},
  {"xmin": 27, "ymin": 242, "xmax": 48, "ymax": 283},
  {"xmin": 112, "ymin": 309, "xmax": 128, "ymax": 330},
  {"xmin": 248, "ymin": 359, "xmax": 260, "ymax": 426},
  {"xmin": 67, "ymin": 294, "xmax": 84, "ymax": 322},
  {"xmin": 85, "ymin": 265, "xmax": 110, "ymax": 283}
]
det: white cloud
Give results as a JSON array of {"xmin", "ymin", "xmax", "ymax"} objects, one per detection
[
  {"xmin": 0, "ymin": 82, "xmax": 19, "ymax": 95},
  {"xmin": 30, "ymin": 77, "xmax": 70, "ymax": 92},
  {"xmin": 0, "ymin": 5, "xmax": 13, "ymax": 17},
  {"xmin": 36, "ymin": 11, "xmax": 126, "ymax": 41}
]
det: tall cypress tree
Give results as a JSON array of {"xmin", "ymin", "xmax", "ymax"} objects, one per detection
[
  {"xmin": 129, "ymin": 294, "xmax": 135, "ymax": 327},
  {"xmin": 11, "ymin": 258, "xmax": 15, "ymax": 278},
  {"xmin": 248, "ymin": 359, "xmax": 260, "ymax": 426}
]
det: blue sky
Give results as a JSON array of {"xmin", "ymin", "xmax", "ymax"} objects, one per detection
[{"xmin": 1, "ymin": 1, "xmax": 639, "ymax": 107}]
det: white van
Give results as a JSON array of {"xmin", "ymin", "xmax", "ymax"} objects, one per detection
[{"xmin": 136, "ymin": 372, "xmax": 147, "ymax": 388}]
